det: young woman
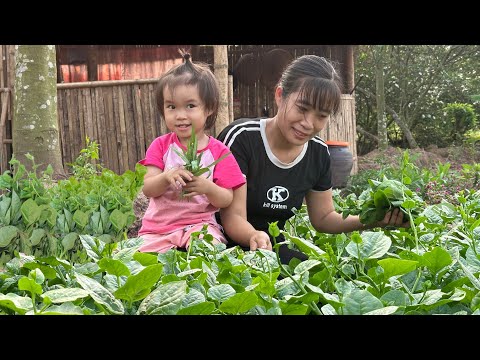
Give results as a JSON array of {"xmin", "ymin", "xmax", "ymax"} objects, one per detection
[
  {"xmin": 138, "ymin": 53, "xmax": 245, "ymax": 253},
  {"xmin": 217, "ymin": 55, "xmax": 409, "ymax": 263}
]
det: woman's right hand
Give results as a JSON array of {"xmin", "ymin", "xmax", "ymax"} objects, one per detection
[{"xmin": 249, "ymin": 230, "xmax": 273, "ymax": 251}]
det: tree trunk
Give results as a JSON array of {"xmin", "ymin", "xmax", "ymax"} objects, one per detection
[
  {"xmin": 374, "ymin": 46, "xmax": 388, "ymax": 150},
  {"xmin": 356, "ymin": 86, "xmax": 418, "ymax": 148},
  {"xmin": 213, "ymin": 45, "xmax": 229, "ymax": 137},
  {"xmin": 13, "ymin": 45, "xmax": 65, "ymax": 176}
]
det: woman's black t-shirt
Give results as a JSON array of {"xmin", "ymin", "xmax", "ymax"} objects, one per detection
[{"xmin": 216, "ymin": 117, "xmax": 332, "ymax": 235}]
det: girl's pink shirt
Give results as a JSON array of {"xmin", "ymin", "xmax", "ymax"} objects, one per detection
[{"xmin": 138, "ymin": 132, "xmax": 246, "ymax": 235}]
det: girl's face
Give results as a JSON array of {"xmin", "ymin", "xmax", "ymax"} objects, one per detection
[
  {"xmin": 163, "ymin": 84, "xmax": 212, "ymax": 144},
  {"xmin": 275, "ymin": 87, "xmax": 331, "ymax": 146}
]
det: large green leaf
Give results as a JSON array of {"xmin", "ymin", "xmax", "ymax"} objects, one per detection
[
  {"xmin": 345, "ymin": 231, "xmax": 391, "ymax": 260},
  {"xmin": 377, "ymin": 258, "xmax": 418, "ymax": 279},
  {"xmin": 0, "ymin": 225, "xmax": 18, "ymax": 247},
  {"xmin": 42, "ymin": 288, "xmax": 90, "ymax": 304},
  {"xmin": 207, "ymin": 284, "xmax": 236, "ymax": 302},
  {"xmin": 0, "ymin": 293, "xmax": 33, "ymax": 314},
  {"xmin": 39, "ymin": 302, "xmax": 84, "ymax": 315},
  {"xmin": 219, "ymin": 291, "xmax": 258, "ymax": 314},
  {"xmin": 177, "ymin": 302, "xmax": 216, "ymax": 315},
  {"xmin": 422, "ymin": 247, "xmax": 452, "ymax": 274},
  {"xmin": 115, "ymin": 264, "xmax": 163, "ymax": 303},
  {"xmin": 137, "ymin": 280, "xmax": 187, "ymax": 315},
  {"xmin": 75, "ymin": 272, "xmax": 124, "ymax": 314},
  {"xmin": 342, "ymin": 289, "xmax": 383, "ymax": 315},
  {"xmin": 98, "ymin": 258, "xmax": 131, "ymax": 277}
]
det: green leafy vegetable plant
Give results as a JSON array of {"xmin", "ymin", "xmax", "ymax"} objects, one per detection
[{"xmin": 173, "ymin": 127, "xmax": 231, "ymax": 197}]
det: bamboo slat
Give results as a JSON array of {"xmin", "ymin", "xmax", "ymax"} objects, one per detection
[
  {"xmin": 84, "ymin": 88, "xmax": 94, "ymax": 139},
  {"xmin": 146, "ymin": 83, "xmax": 158, "ymax": 143},
  {"xmin": 95, "ymin": 87, "xmax": 108, "ymax": 169},
  {"xmin": 228, "ymin": 75, "xmax": 233, "ymax": 122},
  {"xmin": 133, "ymin": 85, "xmax": 146, "ymax": 161},
  {"xmin": 117, "ymin": 86, "xmax": 129, "ymax": 172},
  {"xmin": 77, "ymin": 89, "xmax": 86, "ymax": 157},
  {"xmin": 122, "ymin": 85, "xmax": 137, "ymax": 170},
  {"xmin": 66, "ymin": 89, "xmax": 75, "ymax": 163},
  {"xmin": 0, "ymin": 91, "xmax": 9, "ymax": 170},
  {"xmin": 133, "ymin": 86, "xmax": 149, "ymax": 160},
  {"xmin": 104, "ymin": 86, "xmax": 119, "ymax": 174},
  {"xmin": 0, "ymin": 46, "xmax": 4, "ymax": 89}
]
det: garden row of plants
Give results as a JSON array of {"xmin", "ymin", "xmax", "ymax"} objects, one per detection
[{"xmin": 1, "ymin": 146, "xmax": 480, "ymax": 315}]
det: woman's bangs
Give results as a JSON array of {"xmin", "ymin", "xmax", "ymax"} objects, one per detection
[{"xmin": 299, "ymin": 78, "xmax": 340, "ymax": 114}]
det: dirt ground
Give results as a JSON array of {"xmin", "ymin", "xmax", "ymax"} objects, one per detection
[
  {"xmin": 128, "ymin": 145, "xmax": 480, "ymax": 238},
  {"xmin": 357, "ymin": 145, "xmax": 480, "ymax": 172}
]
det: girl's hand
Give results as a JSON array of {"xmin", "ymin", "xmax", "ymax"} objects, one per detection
[
  {"xmin": 249, "ymin": 230, "xmax": 273, "ymax": 251},
  {"xmin": 182, "ymin": 176, "xmax": 213, "ymax": 197},
  {"xmin": 164, "ymin": 167, "xmax": 193, "ymax": 189}
]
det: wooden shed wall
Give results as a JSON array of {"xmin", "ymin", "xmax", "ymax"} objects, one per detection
[{"xmin": 57, "ymin": 79, "xmax": 166, "ymax": 175}]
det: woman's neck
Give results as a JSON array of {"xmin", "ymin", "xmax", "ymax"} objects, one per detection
[{"xmin": 265, "ymin": 117, "xmax": 304, "ymax": 163}]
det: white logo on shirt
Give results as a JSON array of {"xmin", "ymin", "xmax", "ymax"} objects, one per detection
[{"xmin": 267, "ymin": 186, "xmax": 289, "ymax": 203}]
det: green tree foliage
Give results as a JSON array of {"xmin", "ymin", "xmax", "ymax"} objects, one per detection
[{"xmin": 355, "ymin": 45, "xmax": 480, "ymax": 153}]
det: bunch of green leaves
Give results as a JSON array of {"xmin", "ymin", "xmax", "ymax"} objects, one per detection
[
  {"xmin": 340, "ymin": 176, "xmax": 425, "ymax": 225},
  {"xmin": 174, "ymin": 127, "xmax": 231, "ymax": 177},
  {"xmin": 173, "ymin": 127, "xmax": 230, "ymax": 197}
]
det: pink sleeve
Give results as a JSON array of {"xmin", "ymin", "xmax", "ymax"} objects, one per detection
[
  {"xmin": 138, "ymin": 136, "xmax": 167, "ymax": 170},
  {"xmin": 211, "ymin": 139, "xmax": 246, "ymax": 190}
]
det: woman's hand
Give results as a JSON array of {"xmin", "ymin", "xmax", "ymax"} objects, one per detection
[
  {"xmin": 376, "ymin": 208, "xmax": 410, "ymax": 228},
  {"xmin": 249, "ymin": 230, "xmax": 272, "ymax": 251}
]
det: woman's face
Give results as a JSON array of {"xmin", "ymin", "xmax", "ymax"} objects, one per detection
[{"xmin": 275, "ymin": 87, "xmax": 331, "ymax": 146}]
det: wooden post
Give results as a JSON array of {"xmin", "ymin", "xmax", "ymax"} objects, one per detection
[
  {"xmin": 213, "ymin": 45, "xmax": 229, "ymax": 136},
  {"xmin": 342, "ymin": 45, "xmax": 354, "ymax": 94},
  {"xmin": 228, "ymin": 74, "xmax": 233, "ymax": 123}
]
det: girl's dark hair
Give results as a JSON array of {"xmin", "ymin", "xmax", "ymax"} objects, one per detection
[
  {"xmin": 277, "ymin": 55, "xmax": 343, "ymax": 116},
  {"xmin": 155, "ymin": 53, "xmax": 219, "ymax": 130}
]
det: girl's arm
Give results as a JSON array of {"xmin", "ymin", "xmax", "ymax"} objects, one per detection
[
  {"xmin": 183, "ymin": 176, "xmax": 233, "ymax": 208},
  {"xmin": 305, "ymin": 189, "xmax": 408, "ymax": 233},
  {"xmin": 218, "ymin": 184, "xmax": 272, "ymax": 251}
]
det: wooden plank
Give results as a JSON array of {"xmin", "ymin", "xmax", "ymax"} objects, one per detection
[
  {"xmin": 122, "ymin": 85, "xmax": 137, "ymax": 170},
  {"xmin": 95, "ymin": 87, "xmax": 109, "ymax": 169},
  {"xmin": 133, "ymin": 84, "xmax": 146, "ymax": 161},
  {"xmin": 133, "ymin": 85, "xmax": 152, "ymax": 152},
  {"xmin": 56, "ymin": 89, "xmax": 66, "ymax": 168},
  {"xmin": 57, "ymin": 78, "xmax": 158, "ymax": 89},
  {"xmin": 0, "ymin": 46, "xmax": 4, "ymax": 89},
  {"xmin": 65, "ymin": 89, "xmax": 75, "ymax": 165},
  {"xmin": 0, "ymin": 91, "xmax": 9, "ymax": 171},
  {"xmin": 83, "ymin": 87, "xmax": 94, "ymax": 140},
  {"xmin": 104, "ymin": 86, "xmax": 119, "ymax": 173},
  {"xmin": 147, "ymin": 83, "xmax": 157, "ymax": 136},
  {"xmin": 7, "ymin": 46, "xmax": 15, "ymax": 94},
  {"xmin": 112, "ymin": 86, "xmax": 122, "ymax": 172},
  {"xmin": 76, "ymin": 88, "xmax": 86, "ymax": 159},
  {"xmin": 117, "ymin": 85, "xmax": 129, "ymax": 172}
]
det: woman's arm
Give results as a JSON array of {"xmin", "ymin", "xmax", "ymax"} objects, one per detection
[
  {"xmin": 219, "ymin": 184, "xmax": 272, "ymax": 250},
  {"xmin": 305, "ymin": 189, "xmax": 408, "ymax": 233}
]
